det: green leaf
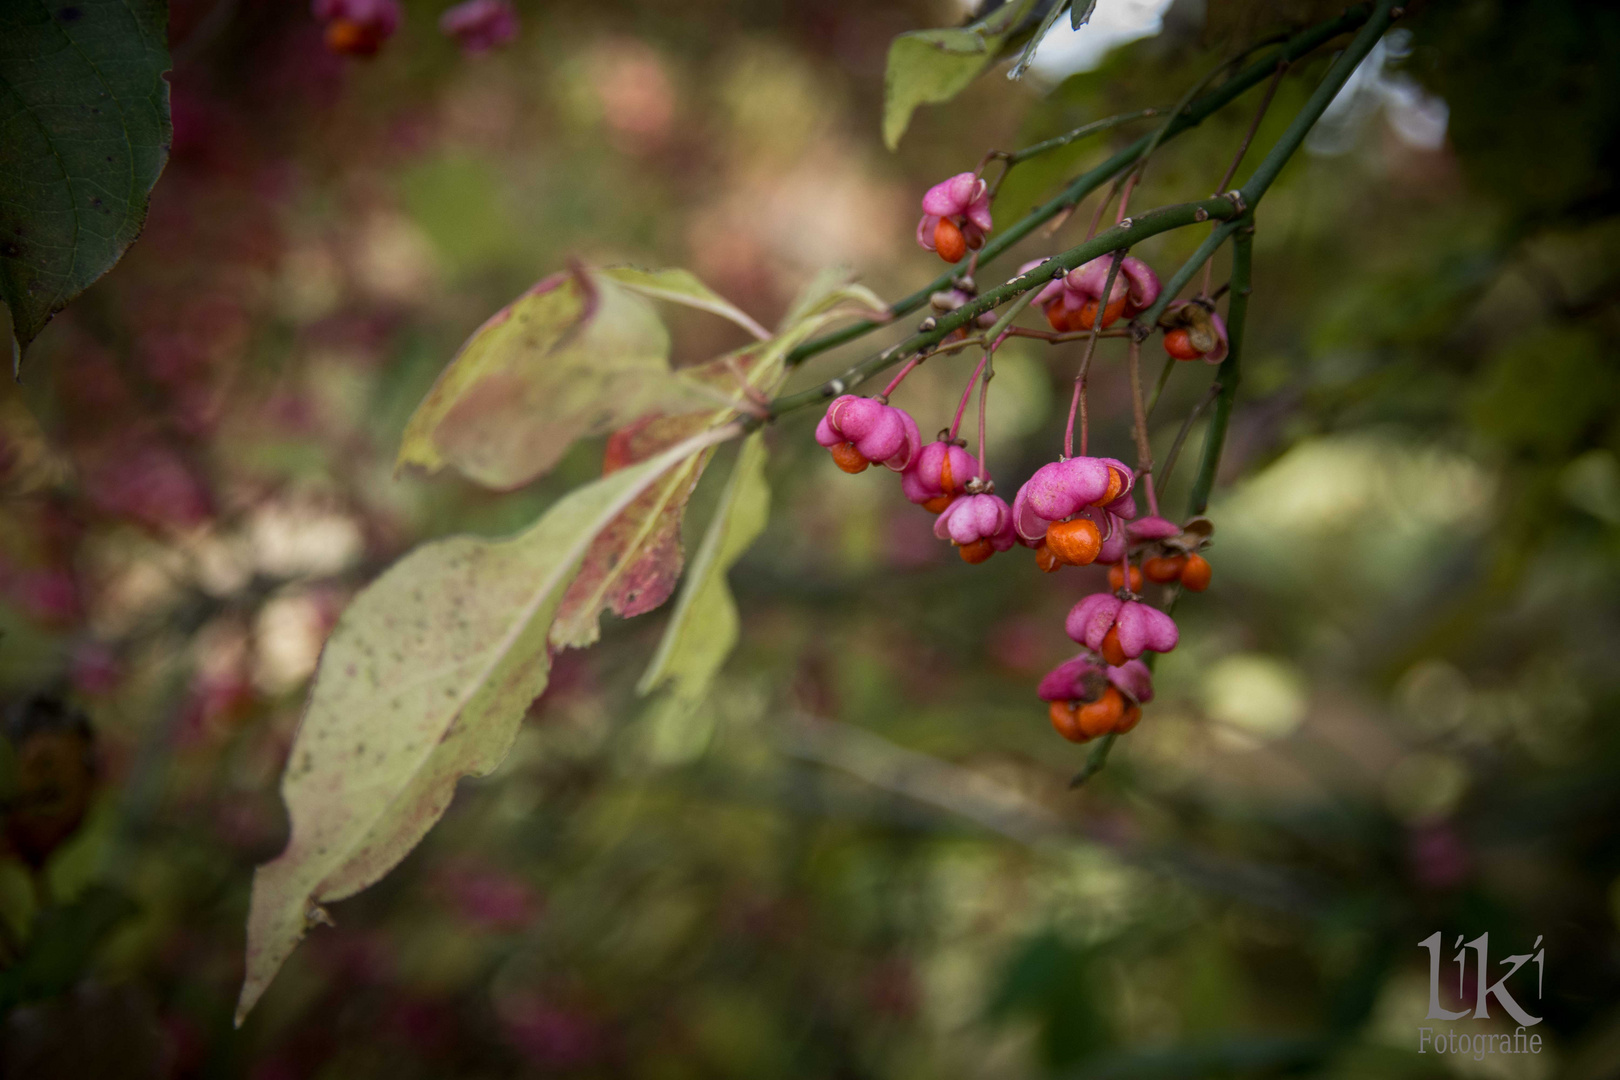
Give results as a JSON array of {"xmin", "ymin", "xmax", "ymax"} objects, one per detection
[
  {"xmin": 1071, "ymin": 0, "xmax": 1098, "ymax": 30},
  {"xmin": 881, "ymin": 0, "xmax": 1037, "ymax": 149},
  {"xmin": 778, "ymin": 269, "xmax": 889, "ymax": 331},
  {"xmin": 637, "ymin": 431, "xmax": 770, "ymax": 719},
  {"xmin": 235, "ymin": 422, "xmax": 740, "ymax": 1025},
  {"xmin": 883, "ymin": 29, "xmax": 997, "ymax": 151},
  {"xmin": 1009, "ymin": 0, "xmax": 1070, "ymax": 81},
  {"xmin": 599, "ymin": 265, "xmax": 770, "ymax": 341},
  {"xmin": 398, "ymin": 269, "xmax": 722, "ymax": 490},
  {"xmin": 0, "ymin": 0, "xmax": 172, "ymax": 362}
]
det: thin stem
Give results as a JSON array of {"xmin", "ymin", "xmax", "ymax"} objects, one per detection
[
  {"xmin": 985, "ymin": 107, "xmax": 1165, "ymax": 202},
  {"xmin": 879, "ymin": 354, "xmax": 922, "ymax": 400},
  {"xmin": 1187, "ymin": 221, "xmax": 1254, "ymax": 516},
  {"xmin": 1116, "ymin": 171, "xmax": 1139, "ymax": 223},
  {"xmin": 1007, "ymin": 325, "xmax": 1132, "ymax": 343},
  {"xmin": 976, "ymin": 350, "xmax": 993, "ymax": 482},
  {"xmin": 1126, "ymin": 338, "xmax": 1155, "ymax": 515},
  {"xmin": 1082, "ymin": 184, "xmax": 1116, "ymax": 242},
  {"xmin": 1065, "ymin": 251, "xmax": 1125, "ymax": 458},
  {"xmin": 1145, "ymin": 352, "xmax": 1177, "ymax": 418},
  {"xmin": 1157, "ymin": 377, "xmax": 1221, "ymax": 493},
  {"xmin": 1217, "ymin": 60, "xmax": 1288, "ymax": 196},
  {"xmin": 782, "ymin": 4, "xmax": 1380, "ymax": 368},
  {"xmin": 1070, "ymin": 733, "xmax": 1117, "ymax": 787},
  {"xmin": 949, "ymin": 353, "xmax": 990, "ymax": 442},
  {"xmin": 1004, "ymin": 108, "xmax": 1165, "ymax": 168},
  {"xmin": 1203, "ymin": 59, "xmax": 1287, "ymax": 297}
]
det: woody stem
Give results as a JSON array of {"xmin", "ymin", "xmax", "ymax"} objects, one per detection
[{"xmin": 1187, "ymin": 219, "xmax": 1254, "ymax": 516}]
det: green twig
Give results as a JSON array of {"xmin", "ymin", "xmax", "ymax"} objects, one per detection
[
  {"xmin": 1069, "ymin": 733, "xmax": 1117, "ymax": 787},
  {"xmin": 1186, "ymin": 220, "xmax": 1253, "ymax": 517},
  {"xmin": 1005, "ymin": 107, "xmax": 1165, "ymax": 168},
  {"xmin": 1236, "ymin": 0, "xmax": 1401, "ymax": 208},
  {"xmin": 767, "ymin": 197, "xmax": 1241, "ymax": 419},
  {"xmin": 783, "ymin": 3, "xmax": 1378, "ymax": 368}
]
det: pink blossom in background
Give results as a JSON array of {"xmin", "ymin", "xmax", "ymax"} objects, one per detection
[{"xmin": 439, "ymin": 0, "xmax": 520, "ymax": 53}]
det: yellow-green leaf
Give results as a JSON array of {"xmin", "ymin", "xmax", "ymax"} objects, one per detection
[
  {"xmin": 637, "ymin": 431, "xmax": 770, "ymax": 718},
  {"xmin": 599, "ymin": 266, "xmax": 770, "ymax": 341},
  {"xmin": 235, "ymin": 423, "xmax": 739, "ymax": 1025},
  {"xmin": 881, "ymin": 0, "xmax": 1038, "ymax": 150},
  {"xmin": 883, "ymin": 29, "xmax": 995, "ymax": 151},
  {"xmin": 778, "ymin": 269, "xmax": 889, "ymax": 331},
  {"xmin": 397, "ymin": 269, "xmax": 715, "ymax": 490}
]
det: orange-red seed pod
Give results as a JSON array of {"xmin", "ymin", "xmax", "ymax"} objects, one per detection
[
  {"xmin": 1049, "ymin": 700, "xmax": 1085, "ymax": 742},
  {"xmin": 830, "ymin": 442, "xmax": 869, "ymax": 474},
  {"xmin": 1100, "ymin": 626, "xmax": 1128, "ymax": 667},
  {"xmin": 1045, "ymin": 518, "xmax": 1101, "ymax": 566},
  {"xmin": 1163, "ymin": 328, "xmax": 1203, "ymax": 361},
  {"xmin": 1077, "ymin": 687, "xmax": 1125, "ymax": 738},
  {"xmin": 1108, "ymin": 563, "xmax": 1143, "ymax": 591},
  {"xmin": 1035, "ymin": 542, "xmax": 1063, "ymax": 574},
  {"xmin": 958, "ymin": 539, "xmax": 995, "ymax": 565},
  {"xmin": 1078, "ymin": 294, "xmax": 1127, "ymax": 331},
  {"xmin": 934, "ymin": 218, "xmax": 968, "ymax": 263},
  {"xmin": 1180, "ymin": 552, "xmax": 1212, "ymax": 591},
  {"xmin": 1143, "ymin": 555, "xmax": 1186, "ymax": 583}
]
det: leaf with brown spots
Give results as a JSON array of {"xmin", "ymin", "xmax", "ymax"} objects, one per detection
[
  {"xmin": 235, "ymin": 423, "xmax": 740, "ymax": 1026},
  {"xmin": 397, "ymin": 269, "xmax": 713, "ymax": 491},
  {"xmin": 397, "ymin": 267, "xmax": 770, "ymax": 491}
]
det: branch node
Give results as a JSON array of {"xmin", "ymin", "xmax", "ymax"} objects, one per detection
[
  {"xmin": 918, "ymin": 317, "xmax": 937, "ymax": 332},
  {"xmin": 1222, "ymin": 191, "xmax": 1248, "ymax": 215},
  {"xmin": 1194, "ymin": 207, "xmax": 1209, "ymax": 222}
]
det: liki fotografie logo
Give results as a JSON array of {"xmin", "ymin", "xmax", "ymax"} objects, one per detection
[{"xmin": 1418, "ymin": 932, "xmax": 1546, "ymax": 1060}]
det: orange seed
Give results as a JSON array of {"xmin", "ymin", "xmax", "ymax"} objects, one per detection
[
  {"xmin": 934, "ymin": 218, "xmax": 968, "ymax": 263},
  {"xmin": 1108, "ymin": 563, "xmax": 1143, "ymax": 591},
  {"xmin": 1049, "ymin": 700, "xmax": 1084, "ymax": 742},
  {"xmin": 1100, "ymin": 626, "xmax": 1128, "ymax": 667},
  {"xmin": 1143, "ymin": 555, "xmax": 1186, "ymax": 583},
  {"xmin": 830, "ymin": 442, "xmax": 869, "ymax": 474},
  {"xmin": 1163, "ymin": 328, "xmax": 1203, "ymax": 360},
  {"xmin": 958, "ymin": 539, "xmax": 995, "ymax": 564},
  {"xmin": 1077, "ymin": 687, "xmax": 1125, "ymax": 738},
  {"xmin": 1180, "ymin": 552, "xmax": 1212, "ymax": 591},
  {"xmin": 1045, "ymin": 518, "xmax": 1101, "ymax": 566},
  {"xmin": 1077, "ymin": 294, "xmax": 1127, "ymax": 330}
]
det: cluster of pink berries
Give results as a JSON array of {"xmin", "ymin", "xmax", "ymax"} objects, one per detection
[
  {"xmin": 814, "ymin": 172, "xmax": 1231, "ymax": 746},
  {"xmin": 313, "ymin": 0, "xmax": 518, "ymax": 57}
]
